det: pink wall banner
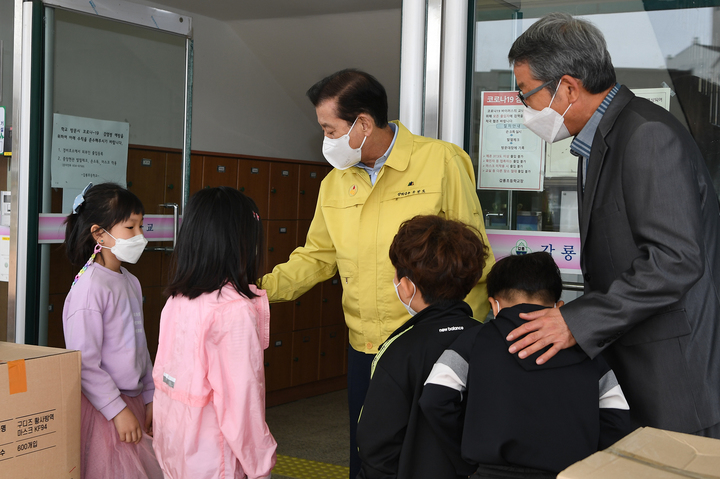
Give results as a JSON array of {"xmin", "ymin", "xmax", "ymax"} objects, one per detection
[
  {"xmin": 487, "ymin": 230, "xmax": 581, "ymax": 274},
  {"xmin": 37, "ymin": 214, "xmax": 177, "ymax": 243}
]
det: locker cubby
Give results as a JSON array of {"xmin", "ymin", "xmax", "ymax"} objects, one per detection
[{"xmin": 46, "ymin": 145, "xmax": 345, "ymax": 407}]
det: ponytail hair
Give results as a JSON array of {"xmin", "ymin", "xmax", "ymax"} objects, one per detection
[{"xmin": 64, "ymin": 183, "xmax": 145, "ymax": 268}]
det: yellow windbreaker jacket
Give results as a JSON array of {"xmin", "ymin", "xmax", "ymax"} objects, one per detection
[{"xmin": 262, "ymin": 121, "xmax": 495, "ymax": 354}]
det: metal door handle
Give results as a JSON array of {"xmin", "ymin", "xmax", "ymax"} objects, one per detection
[
  {"xmin": 562, "ymin": 282, "xmax": 584, "ymax": 292},
  {"xmin": 150, "ymin": 202, "xmax": 178, "ymax": 252}
]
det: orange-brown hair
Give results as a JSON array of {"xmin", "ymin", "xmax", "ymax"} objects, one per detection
[{"xmin": 389, "ymin": 215, "xmax": 488, "ymax": 304}]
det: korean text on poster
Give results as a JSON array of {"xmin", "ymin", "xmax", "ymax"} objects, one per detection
[
  {"xmin": 478, "ymin": 91, "xmax": 545, "ymax": 191},
  {"xmin": 50, "ymin": 114, "xmax": 129, "ymax": 189}
]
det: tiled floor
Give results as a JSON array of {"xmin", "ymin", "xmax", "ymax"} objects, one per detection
[{"xmin": 266, "ymin": 389, "xmax": 350, "ymax": 479}]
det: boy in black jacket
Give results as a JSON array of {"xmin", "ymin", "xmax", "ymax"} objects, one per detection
[
  {"xmin": 419, "ymin": 252, "xmax": 633, "ymax": 478},
  {"xmin": 356, "ymin": 215, "xmax": 490, "ymax": 479}
]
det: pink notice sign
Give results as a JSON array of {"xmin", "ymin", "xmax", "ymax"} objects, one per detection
[
  {"xmin": 487, "ymin": 230, "xmax": 581, "ymax": 274},
  {"xmin": 478, "ymin": 91, "xmax": 545, "ymax": 191}
]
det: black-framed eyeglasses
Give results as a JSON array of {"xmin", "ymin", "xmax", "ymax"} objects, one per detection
[{"xmin": 517, "ymin": 80, "xmax": 555, "ymax": 108}]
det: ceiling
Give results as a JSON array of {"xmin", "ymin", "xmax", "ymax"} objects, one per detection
[{"xmin": 149, "ymin": 0, "xmax": 402, "ymax": 21}]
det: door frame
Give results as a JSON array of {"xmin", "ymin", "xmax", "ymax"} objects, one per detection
[{"xmin": 9, "ymin": 0, "xmax": 194, "ymax": 343}]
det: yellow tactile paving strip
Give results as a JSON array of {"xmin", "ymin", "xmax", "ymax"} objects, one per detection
[{"xmin": 273, "ymin": 454, "xmax": 349, "ymax": 479}]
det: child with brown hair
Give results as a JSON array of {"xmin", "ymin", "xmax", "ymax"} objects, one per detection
[{"xmin": 356, "ymin": 214, "xmax": 489, "ymax": 479}]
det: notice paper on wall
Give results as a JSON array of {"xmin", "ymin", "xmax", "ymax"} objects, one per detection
[
  {"xmin": 50, "ymin": 114, "xmax": 129, "ymax": 190},
  {"xmin": 477, "ymin": 91, "xmax": 545, "ymax": 191}
]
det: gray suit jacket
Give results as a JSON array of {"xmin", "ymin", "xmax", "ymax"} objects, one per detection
[{"xmin": 561, "ymin": 85, "xmax": 720, "ymax": 433}]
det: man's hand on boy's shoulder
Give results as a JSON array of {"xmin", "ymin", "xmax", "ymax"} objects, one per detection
[{"xmin": 506, "ymin": 307, "xmax": 576, "ymax": 365}]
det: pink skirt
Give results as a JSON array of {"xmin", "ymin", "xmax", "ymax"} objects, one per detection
[{"xmin": 80, "ymin": 392, "xmax": 163, "ymax": 479}]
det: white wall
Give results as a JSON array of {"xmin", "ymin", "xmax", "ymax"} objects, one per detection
[
  {"xmin": 144, "ymin": 2, "xmax": 402, "ymax": 162},
  {"xmin": 8, "ymin": 1, "xmax": 402, "ymax": 162},
  {"xmin": 187, "ymin": 12, "xmax": 324, "ymax": 160},
  {"xmin": 53, "ymin": 9, "xmax": 186, "ymax": 149},
  {"xmin": 228, "ymin": 10, "xmax": 402, "ymax": 129},
  {"xmin": 184, "ymin": 8, "xmax": 402, "ymax": 161}
]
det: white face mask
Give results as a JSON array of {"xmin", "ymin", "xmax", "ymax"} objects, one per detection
[
  {"xmin": 522, "ymin": 82, "xmax": 572, "ymax": 143},
  {"xmin": 322, "ymin": 117, "xmax": 367, "ymax": 170},
  {"xmin": 101, "ymin": 230, "xmax": 148, "ymax": 264},
  {"xmin": 394, "ymin": 278, "xmax": 418, "ymax": 316}
]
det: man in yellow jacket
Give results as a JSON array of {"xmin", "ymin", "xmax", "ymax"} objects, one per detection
[{"xmin": 261, "ymin": 69, "xmax": 494, "ymax": 478}]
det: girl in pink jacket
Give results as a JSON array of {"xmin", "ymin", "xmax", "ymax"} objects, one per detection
[{"xmin": 152, "ymin": 186, "xmax": 277, "ymax": 479}]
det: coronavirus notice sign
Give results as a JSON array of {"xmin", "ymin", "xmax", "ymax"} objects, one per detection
[
  {"xmin": 50, "ymin": 114, "xmax": 129, "ymax": 189},
  {"xmin": 477, "ymin": 91, "xmax": 545, "ymax": 191}
]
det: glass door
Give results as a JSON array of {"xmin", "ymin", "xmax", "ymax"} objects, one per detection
[
  {"xmin": 468, "ymin": 0, "xmax": 720, "ymax": 298},
  {"xmin": 10, "ymin": 0, "xmax": 193, "ymax": 348}
]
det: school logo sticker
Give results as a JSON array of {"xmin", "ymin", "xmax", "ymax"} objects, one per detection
[
  {"xmin": 511, "ymin": 239, "xmax": 531, "ymax": 255},
  {"xmin": 349, "ymin": 185, "xmax": 358, "ymax": 196}
]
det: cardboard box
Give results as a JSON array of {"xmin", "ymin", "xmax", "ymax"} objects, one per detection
[
  {"xmin": 559, "ymin": 426, "xmax": 720, "ymax": 478},
  {"xmin": 0, "ymin": 342, "xmax": 81, "ymax": 479}
]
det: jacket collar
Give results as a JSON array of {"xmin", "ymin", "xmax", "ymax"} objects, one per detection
[
  {"xmin": 337, "ymin": 120, "xmax": 412, "ymax": 180},
  {"xmin": 384, "ymin": 121, "xmax": 413, "ymax": 172},
  {"xmin": 579, "ymin": 85, "xmax": 634, "ymax": 248},
  {"xmin": 492, "ymin": 303, "xmax": 588, "ymax": 371},
  {"xmin": 384, "ymin": 300, "xmax": 474, "ymax": 343}
]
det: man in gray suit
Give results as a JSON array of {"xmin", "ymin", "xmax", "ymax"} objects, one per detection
[{"xmin": 505, "ymin": 12, "xmax": 720, "ymax": 438}]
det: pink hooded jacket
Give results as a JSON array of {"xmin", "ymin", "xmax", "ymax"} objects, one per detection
[{"xmin": 152, "ymin": 284, "xmax": 277, "ymax": 479}]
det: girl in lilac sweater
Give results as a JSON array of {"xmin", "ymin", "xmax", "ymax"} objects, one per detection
[{"xmin": 63, "ymin": 183, "xmax": 162, "ymax": 479}]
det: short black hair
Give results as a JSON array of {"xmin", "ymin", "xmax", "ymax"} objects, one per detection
[
  {"xmin": 306, "ymin": 69, "xmax": 389, "ymax": 128},
  {"xmin": 64, "ymin": 183, "xmax": 145, "ymax": 268},
  {"xmin": 166, "ymin": 187, "xmax": 264, "ymax": 300},
  {"xmin": 486, "ymin": 252, "xmax": 562, "ymax": 305}
]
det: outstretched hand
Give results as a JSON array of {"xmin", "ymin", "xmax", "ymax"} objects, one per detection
[{"xmin": 506, "ymin": 307, "xmax": 576, "ymax": 364}]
